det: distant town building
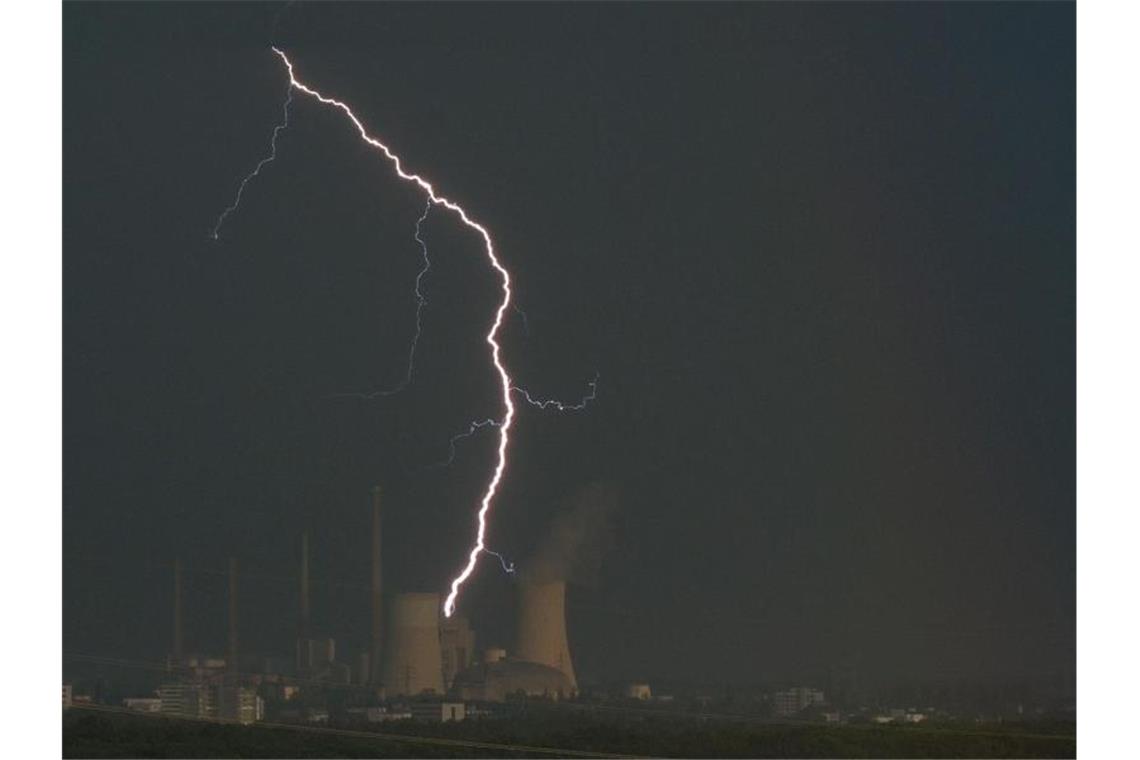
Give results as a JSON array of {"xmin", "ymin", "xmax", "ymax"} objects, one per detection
[
  {"xmin": 122, "ymin": 698, "xmax": 162, "ymax": 713},
  {"xmin": 158, "ymin": 681, "xmax": 262, "ymax": 724},
  {"xmin": 625, "ymin": 683, "xmax": 652, "ymax": 700},
  {"xmin": 773, "ymin": 687, "xmax": 826, "ymax": 717},
  {"xmin": 873, "ymin": 708, "xmax": 927, "ymax": 724},
  {"xmin": 410, "ymin": 701, "xmax": 466, "ymax": 722},
  {"xmin": 217, "ymin": 686, "xmax": 262, "ymax": 724},
  {"xmin": 346, "ymin": 706, "xmax": 413, "ymax": 723},
  {"xmin": 62, "ymin": 684, "xmax": 72, "ymax": 710},
  {"xmin": 159, "ymin": 682, "xmax": 214, "ymax": 719}
]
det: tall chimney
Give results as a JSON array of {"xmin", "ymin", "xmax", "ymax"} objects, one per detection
[
  {"xmin": 370, "ymin": 486, "xmax": 383, "ymax": 685},
  {"xmin": 227, "ymin": 556, "xmax": 238, "ymax": 673},
  {"xmin": 172, "ymin": 558, "xmax": 183, "ymax": 659},
  {"xmin": 516, "ymin": 579, "xmax": 577, "ymax": 691},
  {"xmin": 299, "ymin": 532, "xmax": 310, "ymax": 638}
]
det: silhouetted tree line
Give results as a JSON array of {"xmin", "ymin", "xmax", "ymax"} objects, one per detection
[{"xmin": 65, "ymin": 707, "xmax": 1075, "ymax": 758}]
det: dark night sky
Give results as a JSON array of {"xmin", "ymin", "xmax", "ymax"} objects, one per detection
[{"xmin": 63, "ymin": 2, "xmax": 1074, "ymax": 690}]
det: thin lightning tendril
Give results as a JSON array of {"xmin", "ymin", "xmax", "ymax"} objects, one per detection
[
  {"xmin": 265, "ymin": 47, "xmax": 513, "ymax": 618},
  {"xmin": 327, "ymin": 200, "xmax": 434, "ymax": 400},
  {"xmin": 428, "ymin": 372, "xmax": 599, "ymax": 470},
  {"xmin": 512, "ymin": 303, "xmax": 531, "ymax": 337},
  {"xmin": 212, "ymin": 86, "xmax": 294, "ymax": 241},
  {"xmin": 484, "ymin": 549, "xmax": 516, "ymax": 575},
  {"xmin": 514, "ymin": 372, "xmax": 600, "ymax": 412},
  {"xmin": 426, "ymin": 418, "xmax": 501, "ymax": 470}
]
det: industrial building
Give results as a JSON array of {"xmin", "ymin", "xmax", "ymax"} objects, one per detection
[
  {"xmin": 122, "ymin": 698, "xmax": 162, "ymax": 713},
  {"xmin": 451, "ymin": 656, "xmax": 574, "ymax": 702},
  {"xmin": 440, "ymin": 614, "xmax": 476, "ymax": 689},
  {"xmin": 409, "ymin": 701, "xmax": 467, "ymax": 722},
  {"xmin": 216, "ymin": 685, "xmax": 264, "ymax": 724},
  {"xmin": 158, "ymin": 682, "xmax": 263, "ymax": 724},
  {"xmin": 624, "ymin": 683, "xmax": 652, "ymax": 700},
  {"xmin": 159, "ymin": 681, "xmax": 214, "ymax": 719}
]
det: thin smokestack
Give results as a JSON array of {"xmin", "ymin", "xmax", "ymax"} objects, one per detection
[
  {"xmin": 299, "ymin": 532, "xmax": 310, "ymax": 638},
  {"xmin": 370, "ymin": 486, "xmax": 383, "ymax": 685},
  {"xmin": 172, "ymin": 558, "xmax": 183, "ymax": 659},
  {"xmin": 227, "ymin": 556, "xmax": 238, "ymax": 673}
]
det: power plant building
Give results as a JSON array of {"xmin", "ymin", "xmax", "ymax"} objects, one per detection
[
  {"xmin": 451, "ymin": 657, "xmax": 574, "ymax": 701},
  {"xmin": 440, "ymin": 614, "xmax": 475, "ymax": 689},
  {"xmin": 449, "ymin": 579, "xmax": 579, "ymax": 701}
]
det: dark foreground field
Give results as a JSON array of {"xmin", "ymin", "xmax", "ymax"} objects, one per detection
[{"xmin": 64, "ymin": 705, "xmax": 1076, "ymax": 758}]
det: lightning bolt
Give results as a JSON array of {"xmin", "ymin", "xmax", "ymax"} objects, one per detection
[
  {"xmin": 212, "ymin": 85, "xmax": 294, "ymax": 241},
  {"xmin": 254, "ymin": 47, "xmax": 513, "ymax": 618},
  {"xmin": 218, "ymin": 48, "xmax": 598, "ymax": 617},
  {"xmin": 514, "ymin": 372, "xmax": 600, "ymax": 412}
]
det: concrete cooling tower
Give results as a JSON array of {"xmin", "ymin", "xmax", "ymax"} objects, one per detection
[
  {"xmin": 380, "ymin": 592, "xmax": 444, "ymax": 696},
  {"xmin": 515, "ymin": 580, "xmax": 576, "ymax": 690}
]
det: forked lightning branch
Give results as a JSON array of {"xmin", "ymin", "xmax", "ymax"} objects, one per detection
[{"xmin": 212, "ymin": 48, "xmax": 595, "ymax": 617}]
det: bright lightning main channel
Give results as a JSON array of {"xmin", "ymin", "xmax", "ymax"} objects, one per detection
[
  {"xmin": 261, "ymin": 47, "xmax": 514, "ymax": 618},
  {"xmin": 214, "ymin": 48, "xmax": 597, "ymax": 618}
]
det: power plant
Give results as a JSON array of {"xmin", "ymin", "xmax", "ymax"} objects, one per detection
[{"xmin": 161, "ymin": 484, "xmax": 580, "ymax": 711}]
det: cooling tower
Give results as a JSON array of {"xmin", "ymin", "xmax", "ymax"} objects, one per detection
[
  {"xmin": 515, "ymin": 580, "xmax": 576, "ymax": 689},
  {"xmin": 380, "ymin": 592, "xmax": 443, "ymax": 696}
]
